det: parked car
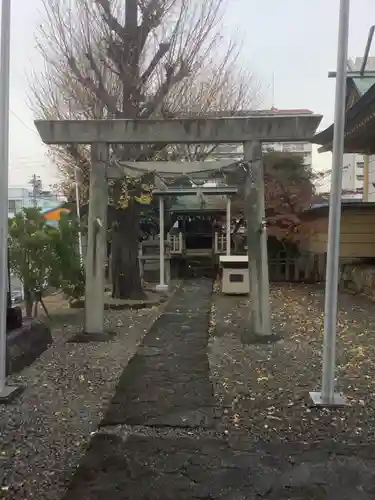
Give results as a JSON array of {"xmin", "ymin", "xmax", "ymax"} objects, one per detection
[{"xmin": 11, "ymin": 290, "xmax": 23, "ymax": 305}]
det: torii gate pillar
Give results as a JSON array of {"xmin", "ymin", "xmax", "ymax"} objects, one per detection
[{"xmin": 80, "ymin": 143, "xmax": 109, "ymax": 341}]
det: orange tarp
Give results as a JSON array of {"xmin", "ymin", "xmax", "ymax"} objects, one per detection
[{"xmin": 43, "ymin": 208, "xmax": 70, "ymax": 221}]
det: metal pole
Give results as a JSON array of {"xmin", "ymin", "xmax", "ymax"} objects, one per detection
[
  {"xmin": 360, "ymin": 25, "xmax": 374, "ymax": 75},
  {"xmin": 156, "ymin": 196, "xmax": 168, "ymax": 292},
  {"xmin": 0, "ymin": 0, "xmax": 20, "ymax": 400},
  {"xmin": 226, "ymin": 196, "xmax": 231, "ymax": 256},
  {"xmin": 363, "ymin": 155, "xmax": 369, "ymax": 202},
  {"xmin": 310, "ymin": 0, "xmax": 350, "ymax": 406},
  {"xmin": 7, "ymin": 247, "xmax": 11, "ymax": 308}
]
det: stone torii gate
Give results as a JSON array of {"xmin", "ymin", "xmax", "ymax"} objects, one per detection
[{"xmin": 35, "ymin": 114, "xmax": 322, "ymax": 340}]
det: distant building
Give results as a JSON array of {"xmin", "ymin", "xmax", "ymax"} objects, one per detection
[
  {"xmin": 8, "ymin": 186, "xmax": 64, "ymax": 218},
  {"xmin": 264, "ymin": 109, "xmax": 313, "ymax": 170},
  {"xmin": 211, "ymin": 108, "xmax": 314, "ymax": 170},
  {"xmin": 341, "ymin": 57, "xmax": 375, "ymax": 201},
  {"xmin": 341, "ymin": 153, "xmax": 364, "ymax": 199}
]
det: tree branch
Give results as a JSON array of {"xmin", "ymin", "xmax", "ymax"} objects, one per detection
[
  {"xmin": 142, "ymin": 62, "xmax": 189, "ymax": 116},
  {"xmin": 68, "ymin": 53, "xmax": 118, "ymax": 115},
  {"xmin": 139, "ymin": 0, "xmax": 165, "ymax": 53},
  {"xmin": 95, "ymin": 0, "xmax": 126, "ymax": 39},
  {"xmin": 141, "ymin": 42, "xmax": 170, "ymax": 84}
]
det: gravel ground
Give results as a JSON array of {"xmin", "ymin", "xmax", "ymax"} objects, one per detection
[
  {"xmin": 5, "ymin": 281, "xmax": 375, "ymax": 499},
  {"xmin": 0, "ymin": 289, "xmax": 176, "ymax": 500},
  {"xmin": 210, "ymin": 283, "xmax": 375, "ymax": 445},
  {"xmin": 62, "ymin": 280, "xmax": 375, "ymax": 500}
]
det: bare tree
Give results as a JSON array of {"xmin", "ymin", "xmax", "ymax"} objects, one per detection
[{"xmin": 30, "ymin": 0, "xmax": 260, "ymax": 299}]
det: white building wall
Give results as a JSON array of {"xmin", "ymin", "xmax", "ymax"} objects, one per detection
[
  {"xmin": 341, "ymin": 153, "xmax": 364, "ymax": 198},
  {"xmin": 213, "ymin": 143, "xmax": 243, "ymax": 159},
  {"xmin": 213, "ymin": 141, "xmax": 312, "ymax": 169},
  {"xmin": 265, "ymin": 141, "xmax": 312, "ymax": 170},
  {"xmin": 8, "ymin": 187, "xmax": 31, "ymax": 218},
  {"xmin": 8, "ymin": 186, "xmax": 63, "ymax": 218}
]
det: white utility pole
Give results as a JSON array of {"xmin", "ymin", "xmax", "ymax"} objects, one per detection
[
  {"xmin": 0, "ymin": 0, "xmax": 21, "ymax": 401},
  {"xmin": 30, "ymin": 173, "xmax": 39, "ymax": 208},
  {"xmin": 310, "ymin": 0, "xmax": 350, "ymax": 406},
  {"xmin": 156, "ymin": 196, "xmax": 168, "ymax": 292},
  {"xmin": 226, "ymin": 196, "xmax": 231, "ymax": 256}
]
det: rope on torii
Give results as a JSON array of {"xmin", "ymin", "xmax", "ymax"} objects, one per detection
[
  {"xmin": 109, "ymin": 155, "xmax": 244, "ymax": 205},
  {"xmin": 110, "ymin": 156, "xmax": 243, "ymax": 180}
]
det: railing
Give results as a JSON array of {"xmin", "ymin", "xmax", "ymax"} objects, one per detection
[
  {"xmin": 166, "ymin": 232, "xmax": 231, "ymax": 255},
  {"xmin": 214, "ymin": 232, "xmax": 227, "ymax": 254},
  {"xmin": 167, "ymin": 232, "xmax": 184, "ymax": 254},
  {"xmin": 268, "ymin": 255, "xmax": 309, "ymax": 282}
]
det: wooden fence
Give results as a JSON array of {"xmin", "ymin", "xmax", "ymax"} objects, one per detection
[{"xmin": 268, "ymin": 254, "xmax": 311, "ymax": 282}]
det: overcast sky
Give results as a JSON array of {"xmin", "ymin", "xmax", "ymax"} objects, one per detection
[{"xmin": 7, "ymin": 0, "xmax": 375, "ymax": 188}]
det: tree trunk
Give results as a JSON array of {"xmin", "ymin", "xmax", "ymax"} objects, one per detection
[
  {"xmin": 111, "ymin": 200, "xmax": 145, "ymax": 300},
  {"xmin": 33, "ymin": 300, "xmax": 39, "ymax": 318},
  {"xmin": 24, "ymin": 286, "xmax": 33, "ymax": 318}
]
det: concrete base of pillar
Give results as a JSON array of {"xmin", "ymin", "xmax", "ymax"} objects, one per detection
[
  {"xmin": 155, "ymin": 284, "xmax": 169, "ymax": 293},
  {"xmin": 309, "ymin": 391, "xmax": 347, "ymax": 407},
  {"xmin": 68, "ymin": 331, "xmax": 116, "ymax": 343},
  {"xmin": 0, "ymin": 384, "xmax": 23, "ymax": 404}
]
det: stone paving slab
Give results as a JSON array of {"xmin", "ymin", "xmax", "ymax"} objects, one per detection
[
  {"xmin": 101, "ymin": 279, "xmax": 215, "ymax": 428},
  {"xmin": 62, "ymin": 432, "xmax": 253, "ymax": 500},
  {"xmin": 62, "ymin": 430, "xmax": 375, "ymax": 500}
]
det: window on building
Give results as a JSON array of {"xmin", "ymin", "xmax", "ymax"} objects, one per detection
[
  {"xmin": 356, "ymin": 162, "xmax": 364, "ymax": 169},
  {"xmin": 356, "ymin": 174, "xmax": 364, "ymax": 181},
  {"xmin": 8, "ymin": 199, "xmax": 16, "ymax": 212}
]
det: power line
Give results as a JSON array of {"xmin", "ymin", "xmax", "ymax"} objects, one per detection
[{"xmin": 9, "ymin": 109, "xmax": 39, "ymax": 136}]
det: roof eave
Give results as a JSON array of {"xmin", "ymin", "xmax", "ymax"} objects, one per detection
[{"xmin": 312, "ymin": 81, "xmax": 375, "ymax": 154}]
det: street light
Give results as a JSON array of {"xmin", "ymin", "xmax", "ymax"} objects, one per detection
[
  {"xmin": 310, "ymin": 0, "xmax": 350, "ymax": 406},
  {"xmin": 0, "ymin": 0, "xmax": 22, "ymax": 401}
]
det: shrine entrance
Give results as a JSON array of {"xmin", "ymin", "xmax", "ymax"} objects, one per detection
[
  {"xmin": 151, "ymin": 186, "xmax": 237, "ymax": 283},
  {"xmin": 170, "ymin": 212, "xmax": 227, "ymax": 255},
  {"xmin": 169, "ymin": 214, "xmax": 227, "ymax": 279},
  {"xmin": 179, "ymin": 215, "xmax": 214, "ymax": 251}
]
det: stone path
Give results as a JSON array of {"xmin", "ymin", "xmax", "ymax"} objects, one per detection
[
  {"xmin": 61, "ymin": 281, "xmax": 375, "ymax": 500},
  {"xmin": 101, "ymin": 279, "xmax": 215, "ymax": 428},
  {"xmin": 63, "ymin": 279, "xmax": 229, "ymax": 500}
]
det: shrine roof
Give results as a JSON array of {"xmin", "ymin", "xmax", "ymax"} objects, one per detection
[
  {"xmin": 168, "ymin": 194, "xmax": 228, "ymax": 212},
  {"xmin": 312, "ymin": 81, "xmax": 375, "ymax": 154}
]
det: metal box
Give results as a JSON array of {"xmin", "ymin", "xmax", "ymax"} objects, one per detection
[{"xmin": 219, "ymin": 255, "xmax": 249, "ymax": 295}]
